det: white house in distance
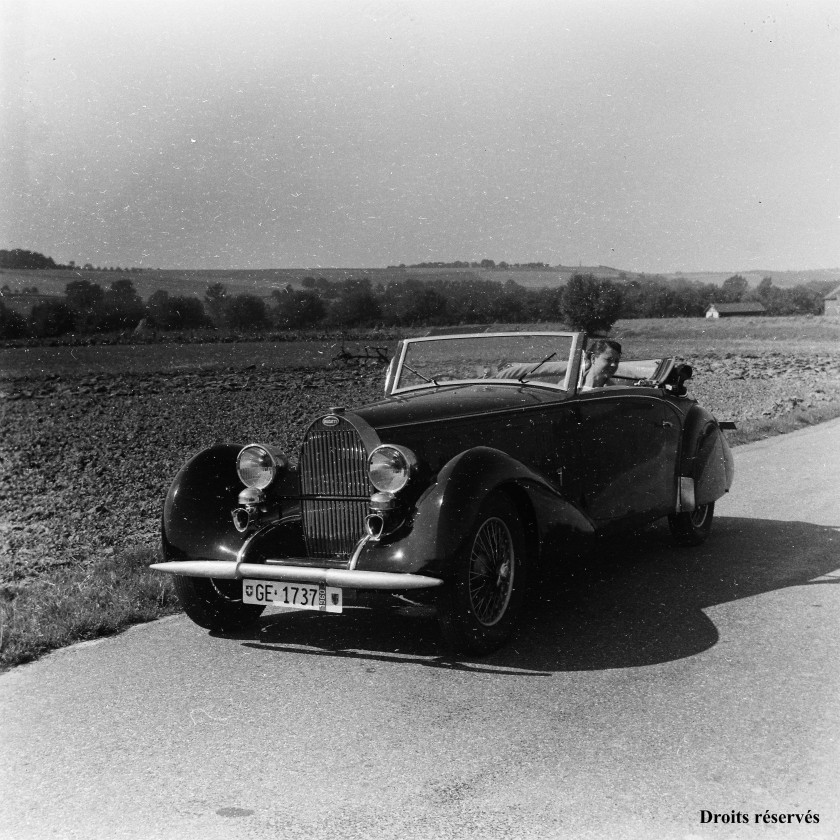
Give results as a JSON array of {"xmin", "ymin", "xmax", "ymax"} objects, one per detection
[
  {"xmin": 705, "ymin": 301, "xmax": 767, "ymax": 319},
  {"xmin": 823, "ymin": 284, "xmax": 840, "ymax": 316}
]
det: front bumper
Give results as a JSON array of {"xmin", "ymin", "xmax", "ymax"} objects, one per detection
[{"xmin": 150, "ymin": 560, "xmax": 443, "ymax": 591}]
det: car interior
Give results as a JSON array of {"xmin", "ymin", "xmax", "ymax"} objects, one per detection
[{"xmin": 495, "ymin": 356, "xmax": 693, "ymax": 395}]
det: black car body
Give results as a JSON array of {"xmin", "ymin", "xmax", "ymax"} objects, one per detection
[{"xmin": 152, "ymin": 331, "xmax": 734, "ymax": 653}]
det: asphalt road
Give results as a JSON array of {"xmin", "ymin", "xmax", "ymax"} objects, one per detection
[{"xmin": 2, "ymin": 420, "xmax": 839, "ymax": 840}]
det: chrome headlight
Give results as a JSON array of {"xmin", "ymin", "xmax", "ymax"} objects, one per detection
[
  {"xmin": 368, "ymin": 444, "xmax": 417, "ymax": 494},
  {"xmin": 236, "ymin": 444, "xmax": 286, "ymax": 490}
]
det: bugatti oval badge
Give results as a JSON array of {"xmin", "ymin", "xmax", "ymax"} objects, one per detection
[{"xmin": 322, "ymin": 416, "xmax": 340, "ymax": 427}]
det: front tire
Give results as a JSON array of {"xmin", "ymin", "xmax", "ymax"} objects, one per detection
[
  {"xmin": 437, "ymin": 493, "xmax": 528, "ymax": 655},
  {"xmin": 174, "ymin": 575, "xmax": 265, "ymax": 632},
  {"xmin": 668, "ymin": 502, "xmax": 714, "ymax": 546}
]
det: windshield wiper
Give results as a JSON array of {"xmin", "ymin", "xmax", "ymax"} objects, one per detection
[
  {"xmin": 402, "ymin": 362, "xmax": 438, "ymax": 386},
  {"xmin": 519, "ymin": 352, "xmax": 556, "ymax": 382}
]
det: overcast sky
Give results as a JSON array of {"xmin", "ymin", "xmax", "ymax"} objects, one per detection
[{"xmin": 1, "ymin": 0, "xmax": 838, "ymax": 271}]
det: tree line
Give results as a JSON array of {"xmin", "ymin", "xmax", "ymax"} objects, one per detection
[
  {"xmin": 0, "ymin": 272, "xmax": 833, "ymax": 341},
  {"xmin": 400, "ymin": 259, "xmax": 551, "ymax": 269},
  {"xmin": 0, "ymin": 249, "xmax": 145, "ymax": 273}
]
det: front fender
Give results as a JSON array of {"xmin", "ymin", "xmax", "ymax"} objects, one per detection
[
  {"xmin": 161, "ymin": 444, "xmax": 299, "ymax": 563},
  {"xmin": 162, "ymin": 444, "xmax": 245, "ymax": 563},
  {"xmin": 353, "ymin": 446, "xmax": 593, "ymax": 577}
]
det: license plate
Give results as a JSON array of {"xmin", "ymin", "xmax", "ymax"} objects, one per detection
[{"xmin": 242, "ymin": 580, "xmax": 342, "ymax": 613}]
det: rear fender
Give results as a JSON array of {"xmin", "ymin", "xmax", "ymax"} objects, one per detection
[
  {"xmin": 695, "ymin": 428, "xmax": 734, "ymax": 505},
  {"xmin": 679, "ymin": 407, "xmax": 735, "ymax": 508}
]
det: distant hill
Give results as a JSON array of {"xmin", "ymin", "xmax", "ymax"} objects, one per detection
[
  {"xmin": 659, "ymin": 269, "xmax": 840, "ymax": 289},
  {"xmin": 1, "ymin": 264, "xmax": 837, "ymax": 300},
  {"xmin": 0, "ymin": 265, "xmax": 570, "ymax": 297}
]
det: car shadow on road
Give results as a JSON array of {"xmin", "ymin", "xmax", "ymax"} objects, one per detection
[{"xmin": 230, "ymin": 516, "xmax": 839, "ymax": 674}]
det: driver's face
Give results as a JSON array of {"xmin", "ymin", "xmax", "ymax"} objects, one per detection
[{"xmin": 590, "ymin": 348, "xmax": 620, "ymax": 384}]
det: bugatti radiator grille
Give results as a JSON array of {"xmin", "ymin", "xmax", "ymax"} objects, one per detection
[{"xmin": 300, "ymin": 425, "xmax": 371, "ymax": 558}]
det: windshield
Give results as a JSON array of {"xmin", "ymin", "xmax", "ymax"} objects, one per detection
[{"xmin": 392, "ymin": 332, "xmax": 580, "ymax": 394}]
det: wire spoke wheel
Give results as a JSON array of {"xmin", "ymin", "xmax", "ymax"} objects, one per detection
[
  {"xmin": 668, "ymin": 501, "xmax": 715, "ymax": 546},
  {"xmin": 468, "ymin": 517, "xmax": 515, "ymax": 626},
  {"xmin": 689, "ymin": 504, "xmax": 711, "ymax": 529},
  {"xmin": 437, "ymin": 492, "xmax": 528, "ymax": 655}
]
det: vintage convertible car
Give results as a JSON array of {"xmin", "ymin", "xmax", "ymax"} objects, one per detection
[{"xmin": 152, "ymin": 331, "xmax": 734, "ymax": 654}]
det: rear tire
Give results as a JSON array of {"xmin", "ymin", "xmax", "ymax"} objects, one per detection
[
  {"xmin": 668, "ymin": 502, "xmax": 714, "ymax": 546},
  {"xmin": 174, "ymin": 575, "xmax": 265, "ymax": 632},
  {"xmin": 437, "ymin": 493, "xmax": 528, "ymax": 655}
]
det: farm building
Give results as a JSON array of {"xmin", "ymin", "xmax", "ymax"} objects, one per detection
[
  {"xmin": 705, "ymin": 302, "xmax": 766, "ymax": 318},
  {"xmin": 823, "ymin": 284, "xmax": 840, "ymax": 316}
]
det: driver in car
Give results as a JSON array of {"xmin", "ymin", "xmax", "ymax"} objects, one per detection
[{"xmin": 581, "ymin": 339, "xmax": 622, "ymax": 389}]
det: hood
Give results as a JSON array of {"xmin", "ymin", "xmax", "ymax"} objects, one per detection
[{"xmin": 352, "ymin": 382, "xmax": 569, "ymax": 432}]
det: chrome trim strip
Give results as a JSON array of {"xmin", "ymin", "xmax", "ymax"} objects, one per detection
[
  {"xmin": 406, "ymin": 330, "xmax": 579, "ymax": 342},
  {"xmin": 235, "ymin": 529, "xmax": 258, "ymax": 575},
  {"xmin": 150, "ymin": 560, "xmax": 443, "ymax": 590},
  {"xmin": 233, "ymin": 513, "xmax": 299, "ymax": 573},
  {"xmin": 348, "ymin": 533, "xmax": 373, "ymax": 570}
]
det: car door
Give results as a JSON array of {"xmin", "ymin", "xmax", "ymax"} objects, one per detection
[
  {"xmin": 475, "ymin": 402, "xmax": 578, "ymax": 493},
  {"xmin": 575, "ymin": 391, "xmax": 681, "ymax": 527}
]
